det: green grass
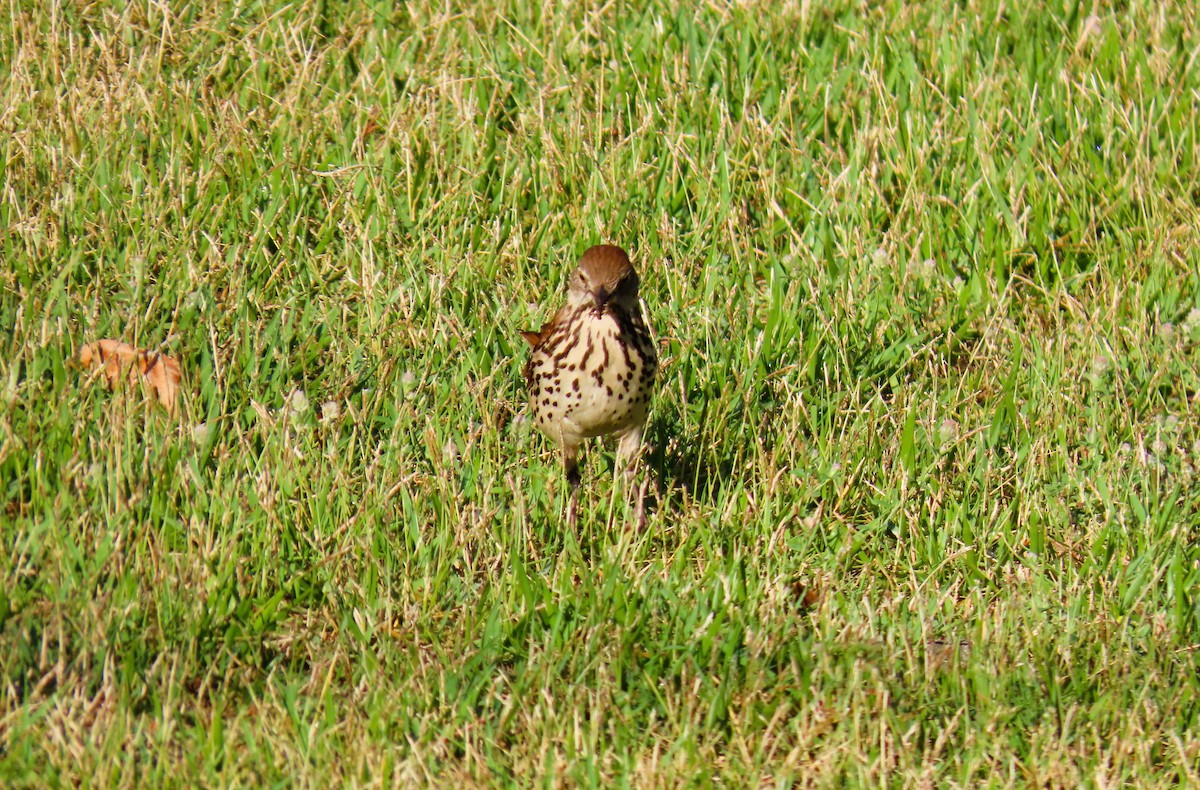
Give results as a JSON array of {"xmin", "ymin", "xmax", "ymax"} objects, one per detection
[{"xmin": 3, "ymin": 0, "xmax": 1200, "ymax": 785}]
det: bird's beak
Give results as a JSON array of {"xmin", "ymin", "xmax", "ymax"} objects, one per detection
[{"xmin": 592, "ymin": 286, "xmax": 611, "ymax": 310}]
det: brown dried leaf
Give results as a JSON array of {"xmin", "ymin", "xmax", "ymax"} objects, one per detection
[
  {"xmin": 79, "ymin": 339, "xmax": 182, "ymax": 413},
  {"xmin": 78, "ymin": 339, "xmax": 139, "ymax": 387},
  {"xmin": 789, "ymin": 577, "xmax": 823, "ymax": 611},
  {"xmin": 926, "ymin": 639, "xmax": 972, "ymax": 669}
]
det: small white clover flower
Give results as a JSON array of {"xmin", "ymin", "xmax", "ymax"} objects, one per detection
[
  {"xmin": 289, "ymin": 388, "xmax": 309, "ymax": 414},
  {"xmin": 1183, "ymin": 308, "xmax": 1200, "ymax": 334},
  {"xmin": 938, "ymin": 418, "xmax": 960, "ymax": 446}
]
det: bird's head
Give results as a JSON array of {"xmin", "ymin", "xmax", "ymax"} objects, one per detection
[{"xmin": 567, "ymin": 245, "xmax": 640, "ymax": 315}]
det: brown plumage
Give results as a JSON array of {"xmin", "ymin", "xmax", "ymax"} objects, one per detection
[{"xmin": 521, "ymin": 244, "xmax": 657, "ymax": 526}]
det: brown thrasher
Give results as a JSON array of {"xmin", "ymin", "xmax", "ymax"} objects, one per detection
[{"xmin": 521, "ymin": 245, "xmax": 658, "ymax": 526}]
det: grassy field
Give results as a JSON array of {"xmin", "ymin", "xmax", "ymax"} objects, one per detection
[{"xmin": 3, "ymin": 0, "xmax": 1200, "ymax": 785}]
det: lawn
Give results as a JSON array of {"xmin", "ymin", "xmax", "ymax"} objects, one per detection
[{"xmin": 3, "ymin": 0, "xmax": 1200, "ymax": 785}]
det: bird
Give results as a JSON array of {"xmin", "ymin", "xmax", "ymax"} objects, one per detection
[{"xmin": 521, "ymin": 244, "xmax": 658, "ymax": 527}]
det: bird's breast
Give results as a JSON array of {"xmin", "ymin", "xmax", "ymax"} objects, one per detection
[{"xmin": 527, "ymin": 308, "xmax": 656, "ymax": 441}]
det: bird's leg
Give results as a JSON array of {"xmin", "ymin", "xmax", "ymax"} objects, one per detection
[
  {"xmin": 616, "ymin": 427, "xmax": 647, "ymax": 528},
  {"xmin": 563, "ymin": 443, "xmax": 581, "ymax": 529}
]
